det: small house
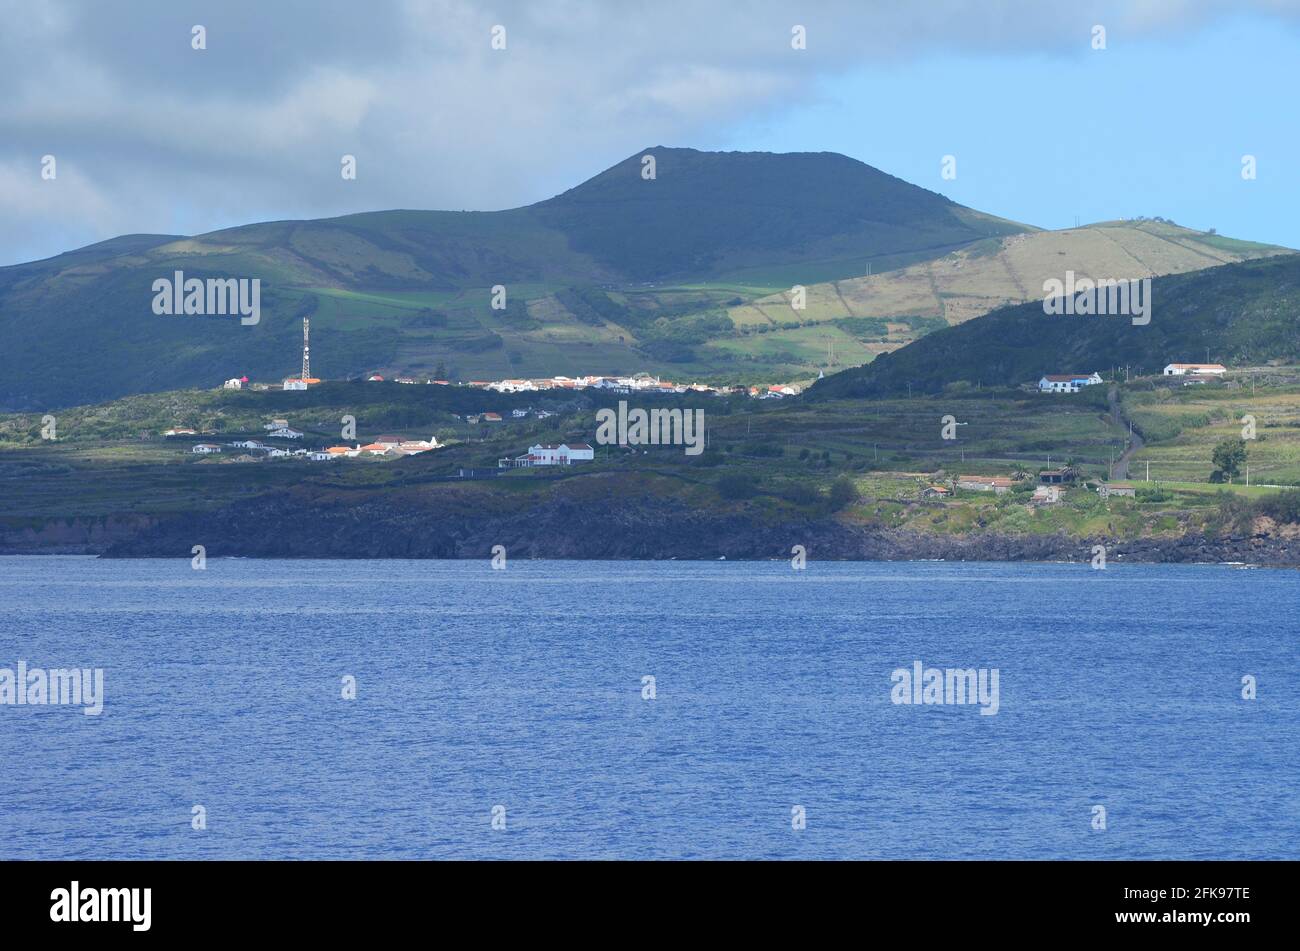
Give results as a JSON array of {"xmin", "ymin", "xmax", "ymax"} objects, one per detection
[
  {"xmin": 1031, "ymin": 485, "xmax": 1063, "ymax": 504},
  {"xmin": 1099, "ymin": 482, "xmax": 1137, "ymax": 499},
  {"xmin": 1039, "ymin": 467, "xmax": 1079, "ymax": 485},
  {"xmin": 956, "ymin": 475, "xmax": 1014, "ymax": 495}
]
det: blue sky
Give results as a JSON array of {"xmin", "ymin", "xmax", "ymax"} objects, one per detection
[
  {"xmin": 2, "ymin": 1, "xmax": 1297, "ymax": 265},
  {"xmin": 720, "ymin": 16, "xmax": 1297, "ymax": 246}
]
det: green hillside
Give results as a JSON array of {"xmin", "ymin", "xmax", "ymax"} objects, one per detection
[
  {"xmin": 725, "ymin": 219, "xmax": 1290, "ymax": 366},
  {"xmin": 0, "ymin": 148, "xmax": 1026, "ymax": 411},
  {"xmin": 809, "ymin": 254, "xmax": 1300, "ymax": 399}
]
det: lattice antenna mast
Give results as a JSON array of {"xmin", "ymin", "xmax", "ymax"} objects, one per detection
[{"xmin": 302, "ymin": 317, "xmax": 310, "ymax": 380}]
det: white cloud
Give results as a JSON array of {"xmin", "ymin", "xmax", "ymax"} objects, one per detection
[{"xmin": 0, "ymin": 0, "xmax": 1296, "ymax": 265}]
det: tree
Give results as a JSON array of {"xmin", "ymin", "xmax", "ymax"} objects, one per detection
[
  {"xmin": 828, "ymin": 476, "xmax": 860, "ymax": 511},
  {"xmin": 1211, "ymin": 438, "xmax": 1247, "ymax": 483}
]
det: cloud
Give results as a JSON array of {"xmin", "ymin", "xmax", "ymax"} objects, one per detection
[{"xmin": 1, "ymin": 0, "xmax": 1296, "ymax": 265}]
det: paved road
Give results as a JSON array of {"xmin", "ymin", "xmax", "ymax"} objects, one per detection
[{"xmin": 1108, "ymin": 385, "xmax": 1144, "ymax": 480}]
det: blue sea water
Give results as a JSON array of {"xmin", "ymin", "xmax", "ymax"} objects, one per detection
[{"xmin": 0, "ymin": 556, "xmax": 1296, "ymax": 860}]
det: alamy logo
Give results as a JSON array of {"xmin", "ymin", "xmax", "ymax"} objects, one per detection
[
  {"xmin": 1042, "ymin": 270, "xmax": 1150, "ymax": 326},
  {"xmin": 890, "ymin": 660, "xmax": 1000, "ymax": 715},
  {"xmin": 595, "ymin": 400, "xmax": 704, "ymax": 456},
  {"xmin": 50, "ymin": 882, "xmax": 150, "ymax": 931},
  {"xmin": 152, "ymin": 270, "xmax": 261, "ymax": 325},
  {"xmin": 0, "ymin": 661, "xmax": 104, "ymax": 715}
]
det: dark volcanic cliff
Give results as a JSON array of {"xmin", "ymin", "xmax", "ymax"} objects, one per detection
[{"xmin": 68, "ymin": 485, "xmax": 1300, "ymax": 567}]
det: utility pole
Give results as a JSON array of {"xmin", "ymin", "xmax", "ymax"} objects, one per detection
[{"xmin": 1146, "ymin": 460, "xmax": 1150, "ymax": 482}]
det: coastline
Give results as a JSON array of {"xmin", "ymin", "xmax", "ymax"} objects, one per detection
[{"xmin": 3, "ymin": 500, "xmax": 1296, "ymax": 567}]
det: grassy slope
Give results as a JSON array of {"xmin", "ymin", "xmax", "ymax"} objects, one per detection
[
  {"xmin": 728, "ymin": 221, "xmax": 1290, "ymax": 371},
  {"xmin": 810, "ymin": 253, "xmax": 1300, "ymax": 400},
  {"xmin": 0, "ymin": 148, "xmax": 1027, "ymax": 411}
]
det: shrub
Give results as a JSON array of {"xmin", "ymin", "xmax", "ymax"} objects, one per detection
[
  {"xmin": 781, "ymin": 482, "xmax": 821, "ymax": 506},
  {"xmin": 828, "ymin": 476, "xmax": 860, "ymax": 511},
  {"xmin": 717, "ymin": 473, "xmax": 758, "ymax": 500}
]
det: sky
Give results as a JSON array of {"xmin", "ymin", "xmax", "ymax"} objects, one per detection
[{"xmin": 1, "ymin": 0, "xmax": 1298, "ymax": 267}]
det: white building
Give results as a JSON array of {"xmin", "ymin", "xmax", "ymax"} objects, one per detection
[
  {"xmin": 230, "ymin": 439, "xmax": 265, "ymax": 450},
  {"xmin": 191, "ymin": 443, "xmax": 222, "ymax": 454},
  {"xmin": 956, "ymin": 475, "xmax": 1014, "ymax": 494},
  {"xmin": 266, "ymin": 427, "xmax": 304, "ymax": 439},
  {"xmin": 500, "ymin": 443, "xmax": 595, "ymax": 467},
  {"xmin": 1038, "ymin": 372, "xmax": 1103, "ymax": 393},
  {"xmin": 1031, "ymin": 485, "xmax": 1063, "ymax": 504},
  {"xmin": 1163, "ymin": 363, "xmax": 1226, "ymax": 376},
  {"xmin": 282, "ymin": 378, "xmax": 308, "ymax": 391},
  {"xmin": 223, "ymin": 378, "xmax": 244, "ymax": 390}
]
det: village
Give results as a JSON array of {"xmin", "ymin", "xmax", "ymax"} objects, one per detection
[{"xmin": 161, "ymin": 315, "xmax": 1240, "ymax": 496}]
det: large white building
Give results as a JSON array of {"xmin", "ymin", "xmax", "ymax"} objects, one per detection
[
  {"xmin": 1038, "ymin": 372, "xmax": 1103, "ymax": 393},
  {"xmin": 500, "ymin": 443, "xmax": 595, "ymax": 468},
  {"xmin": 1163, "ymin": 363, "xmax": 1226, "ymax": 376}
]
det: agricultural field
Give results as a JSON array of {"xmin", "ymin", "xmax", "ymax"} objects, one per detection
[
  {"xmin": 726, "ymin": 220, "xmax": 1290, "ymax": 359},
  {"xmin": 1124, "ymin": 375, "xmax": 1300, "ymax": 485}
]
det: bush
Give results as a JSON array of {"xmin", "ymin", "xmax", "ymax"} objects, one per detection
[
  {"xmin": 716, "ymin": 473, "xmax": 758, "ymax": 500},
  {"xmin": 828, "ymin": 476, "xmax": 860, "ymax": 511},
  {"xmin": 780, "ymin": 482, "xmax": 821, "ymax": 506},
  {"xmin": 1256, "ymin": 488, "xmax": 1300, "ymax": 525}
]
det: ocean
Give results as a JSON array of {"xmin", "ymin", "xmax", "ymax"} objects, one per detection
[{"xmin": 1, "ymin": 556, "xmax": 1295, "ymax": 859}]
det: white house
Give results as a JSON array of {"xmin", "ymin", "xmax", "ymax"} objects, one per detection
[
  {"xmin": 1031, "ymin": 485, "xmax": 1063, "ymax": 504},
  {"xmin": 309, "ymin": 451, "xmax": 334, "ymax": 461},
  {"xmin": 223, "ymin": 378, "xmax": 244, "ymax": 390},
  {"xmin": 191, "ymin": 443, "xmax": 222, "ymax": 454},
  {"xmin": 230, "ymin": 439, "xmax": 265, "ymax": 450},
  {"xmin": 956, "ymin": 475, "xmax": 1014, "ymax": 494},
  {"xmin": 500, "ymin": 443, "xmax": 595, "ymax": 467},
  {"xmin": 1099, "ymin": 482, "xmax": 1137, "ymax": 499},
  {"xmin": 1163, "ymin": 363, "xmax": 1226, "ymax": 376},
  {"xmin": 1038, "ymin": 372, "xmax": 1103, "ymax": 393},
  {"xmin": 264, "ymin": 419, "xmax": 290, "ymax": 431},
  {"xmin": 163, "ymin": 427, "xmax": 197, "ymax": 437},
  {"xmin": 266, "ymin": 427, "xmax": 304, "ymax": 440},
  {"xmin": 282, "ymin": 378, "xmax": 308, "ymax": 391}
]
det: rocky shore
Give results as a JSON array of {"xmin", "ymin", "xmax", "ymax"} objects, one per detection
[{"xmin": 4, "ymin": 490, "xmax": 1295, "ymax": 567}]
